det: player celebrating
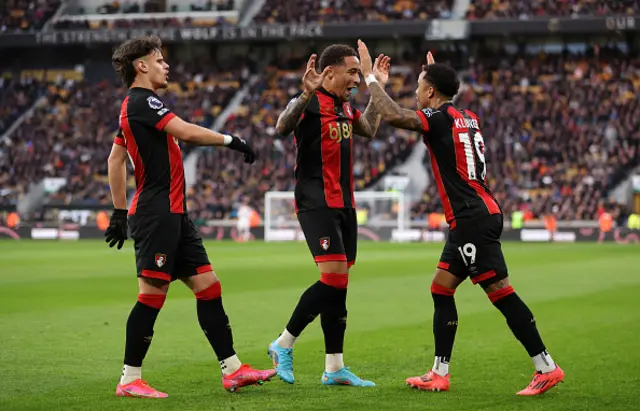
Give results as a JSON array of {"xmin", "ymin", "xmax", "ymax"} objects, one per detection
[
  {"xmin": 106, "ymin": 35, "xmax": 275, "ymax": 397},
  {"xmin": 357, "ymin": 40, "xmax": 564, "ymax": 395},
  {"xmin": 267, "ymin": 45, "xmax": 389, "ymax": 386}
]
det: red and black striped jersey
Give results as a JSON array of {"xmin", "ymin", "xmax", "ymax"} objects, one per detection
[
  {"xmin": 416, "ymin": 103, "xmax": 501, "ymax": 229},
  {"xmin": 114, "ymin": 87, "xmax": 186, "ymax": 216},
  {"xmin": 292, "ymin": 87, "xmax": 362, "ymax": 212}
]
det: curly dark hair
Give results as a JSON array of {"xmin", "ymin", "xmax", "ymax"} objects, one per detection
[
  {"xmin": 423, "ymin": 63, "xmax": 460, "ymax": 99},
  {"xmin": 318, "ymin": 44, "xmax": 358, "ymax": 71},
  {"xmin": 112, "ymin": 35, "xmax": 162, "ymax": 87}
]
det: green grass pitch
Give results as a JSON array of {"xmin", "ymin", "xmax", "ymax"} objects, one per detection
[{"xmin": 1, "ymin": 240, "xmax": 639, "ymax": 411}]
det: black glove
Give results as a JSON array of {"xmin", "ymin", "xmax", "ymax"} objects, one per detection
[
  {"xmin": 227, "ymin": 135, "xmax": 256, "ymax": 164},
  {"xmin": 105, "ymin": 208, "xmax": 128, "ymax": 250}
]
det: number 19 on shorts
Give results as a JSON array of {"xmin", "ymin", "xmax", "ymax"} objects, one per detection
[{"xmin": 458, "ymin": 243, "xmax": 476, "ymax": 267}]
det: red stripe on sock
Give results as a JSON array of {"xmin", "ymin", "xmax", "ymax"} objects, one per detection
[
  {"xmin": 431, "ymin": 282, "xmax": 456, "ymax": 296},
  {"xmin": 347, "ymin": 260, "xmax": 355, "ymax": 268},
  {"xmin": 471, "ymin": 270, "xmax": 496, "ymax": 284},
  {"xmin": 138, "ymin": 293, "xmax": 166, "ymax": 309},
  {"xmin": 320, "ymin": 273, "xmax": 349, "ymax": 289},
  {"xmin": 488, "ymin": 286, "xmax": 515, "ymax": 303},
  {"xmin": 195, "ymin": 281, "xmax": 222, "ymax": 300}
]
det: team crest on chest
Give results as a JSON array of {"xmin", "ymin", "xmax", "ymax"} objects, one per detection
[
  {"xmin": 320, "ymin": 237, "xmax": 330, "ymax": 251},
  {"xmin": 155, "ymin": 253, "xmax": 167, "ymax": 268},
  {"xmin": 343, "ymin": 103, "xmax": 352, "ymax": 118}
]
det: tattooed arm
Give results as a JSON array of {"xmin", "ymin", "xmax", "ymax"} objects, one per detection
[
  {"xmin": 367, "ymin": 82, "xmax": 424, "ymax": 132},
  {"xmin": 275, "ymin": 91, "xmax": 313, "ymax": 136},
  {"xmin": 353, "ymin": 99, "xmax": 382, "ymax": 138}
]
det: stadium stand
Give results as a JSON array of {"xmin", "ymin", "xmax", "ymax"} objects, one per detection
[
  {"xmin": 0, "ymin": 0, "xmax": 62, "ymax": 33},
  {"xmin": 466, "ymin": 0, "xmax": 640, "ymax": 19},
  {"xmin": 0, "ymin": 74, "xmax": 48, "ymax": 206},
  {"xmin": 57, "ymin": 0, "xmax": 235, "ymax": 14},
  {"xmin": 1, "ymin": 46, "xmax": 637, "ymax": 223},
  {"xmin": 52, "ymin": 15, "xmax": 236, "ymax": 30},
  {"xmin": 253, "ymin": 0, "xmax": 453, "ymax": 23},
  {"xmin": 0, "ymin": 74, "xmax": 45, "ymax": 136},
  {"xmin": 51, "ymin": 0, "xmax": 238, "ymax": 29}
]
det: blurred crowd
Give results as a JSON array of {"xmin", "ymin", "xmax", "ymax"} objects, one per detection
[
  {"xmin": 2, "ymin": 47, "xmax": 638, "ymax": 225},
  {"xmin": 69, "ymin": 0, "xmax": 234, "ymax": 14},
  {"xmin": 411, "ymin": 47, "xmax": 640, "ymax": 222},
  {"xmin": 0, "ymin": 75, "xmax": 49, "ymax": 205},
  {"xmin": 466, "ymin": 0, "xmax": 640, "ymax": 19},
  {"xmin": 5, "ymin": 0, "xmax": 638, "ymax": 37},
  {"xmin": 254, "ymin": 0, "xmax": 453, "ymax": 23},
  {"xmin": 0, "ymin": 0, "xmax": 61, "ymax": 33},
  {"xmin": 52, "ymin": 15, "xmax": 236, "ymax": 30}
]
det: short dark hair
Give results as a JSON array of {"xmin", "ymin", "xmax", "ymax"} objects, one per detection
[
  {"xmin": 112, "ymin": 35, "xmax": 162, "ymax": 87},
  {"xmin": 423, "ymin": 63, "xmax": 460, "ymax": 99},
  {"xmin": 318, "ymin": 44, "xmax": 358, "ymax": 71}
]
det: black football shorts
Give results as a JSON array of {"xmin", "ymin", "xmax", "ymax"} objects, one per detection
[
  {"xmin": 438, "ymin": 214, "xmax": 508, "ymax": 287},
  {"xmin": 297, "ymin": 207, "xmax": 357, "ymax": 268},
  {"xmin": 128, "ymin": 214, "xmax": 212, "ymax": 282}
]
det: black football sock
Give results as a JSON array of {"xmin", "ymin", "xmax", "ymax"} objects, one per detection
[
  {"xmin": 196, "ymin": 282, "xmax": 236, "ymax": 361},
  {"xmin": 489, "ymin": 287, "xmax": 546, "ymax": 357},
  {"xmin": 285, "ymin": 281, "xmax": 331, "ymax": 336},
  {"xmin": 431, "ymin": 283, "xmax": 458, "ymax": 375},
  {"xmin": 123, "ymin": 294, "xmax": 165, "ymax": 367},
  {"xmin": 320, "ymin": 286, "xmax": 348, "ymax": 354}
]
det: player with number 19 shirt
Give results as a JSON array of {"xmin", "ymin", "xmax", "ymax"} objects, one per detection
[
  {"xmin": 357, "ymin": 40, "xmax": 564, "ymax": 396},
  {"xmin": 412, "ymin": 102, "xmax": 506, "ymax": 279}
]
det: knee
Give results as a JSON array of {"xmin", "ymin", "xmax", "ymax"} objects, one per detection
[
  {"xmin": 187, "ymin": 271, "xmax": 221, "ymax": 296},
  {"xmin": 191, "ymin": 271, "xmax": 222, "ymax": 301},
  {"xmin": 482, "ymin": 278, "xmax": 515, "ymax": 304}
]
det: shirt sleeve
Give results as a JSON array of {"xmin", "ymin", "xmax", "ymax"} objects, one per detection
[
  {"xmin": 129, "ymin": 93, "xmax": 176, "ymax": 131},
  {"xmin": 415, "ymin": 108, "xmax": 446, "ymax": 138},
  {"xmin": 114, "ymin": 129, "xmax": 126, "ymax": 146},
  {"xmin": 353, "ymin": 107, "xmax": 362, "ymax": 122}
]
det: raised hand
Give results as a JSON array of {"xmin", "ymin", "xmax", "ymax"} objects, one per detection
[
  {"xmin": 302, "ymin": 54, "xmax": 330, "ymax": 93},
  {"xmin": 427, "ymin": 51, "xmax": 435, "ymax": 65},
  {"xmin": 373, "ymin": 54, "xmax": 391, "ymax": 87},
  {"xmin": 357, "ymin": 39, "xmax": 373, "ymax": 77}
]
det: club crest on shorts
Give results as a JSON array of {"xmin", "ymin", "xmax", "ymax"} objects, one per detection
[
  {"xmin": 320, "ymin": 237, "xmax": 330, "ymax": 251},
  {"xmin": 155, "ymin": 253, "xmax": 167, "ymax": 268}
]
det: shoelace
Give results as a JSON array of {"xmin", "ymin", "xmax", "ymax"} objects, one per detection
[
  {"xmin": 420, "ymin": 371, "xmax": 436, "ymax": 382},
  {"xmin": 528, "ymin": 373, "xmax": 542, "ymax": 387},
  {"xmin": 278, "ymin": 349, "xmax": 293, "ymax": 369},
  {"xmin": 341, "ymin": 367, "xmax": 362, "ymax": 382}
]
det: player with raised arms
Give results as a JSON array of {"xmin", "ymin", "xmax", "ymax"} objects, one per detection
[
  {"xmin": 106, "ymin": 35, "xmax": 275, "ymax": 397},
  {"xmin": 357, "ymin": 39, "xmax": 565, "ymax": 395},
  {"xmin": 266, "ymin": 45, "xmax": 389, "ymax": 387}
]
